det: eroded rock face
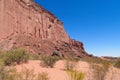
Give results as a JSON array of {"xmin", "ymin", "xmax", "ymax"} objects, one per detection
[
  {"xmin": 0, "ymin": 0, "xmax": 88, "ymax": 57},
  {"xmin": 0, "ymin": 0, "xmax": 69, "ymax": 42}
]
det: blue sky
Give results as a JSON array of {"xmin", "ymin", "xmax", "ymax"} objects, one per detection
[{"xmin": 34, "ymin": 0, "xmax": 120, "ymax": 57}]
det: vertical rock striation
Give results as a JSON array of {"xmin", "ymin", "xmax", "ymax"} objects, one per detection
[{"xmin": 0, "ymin": 0, "xmax": 69, "ymax": 42}]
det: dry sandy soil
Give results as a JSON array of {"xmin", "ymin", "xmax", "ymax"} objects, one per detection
[{"xmin": 15, "ymin": 60, "xmax": 120, "ymax": 80}]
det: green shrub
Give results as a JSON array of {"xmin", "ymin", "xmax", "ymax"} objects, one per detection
[
  {"xmin": 65, "ymin": 60, "xmax": 76, "ymax": 71},
  {"xmin": 92, "ymin": 63, "xmax": 110, "ymax": 80},
  {"xmin": 37, "ymin": 72, "xmax": 49, "ymax": 80},
  {"xmin": 66, "ymin": 70, "xmax": 84, "ymax": 80},
  {"xmin": 29, "ymin": 54, "xmax": 41, "ymax": 60},
  {"xmin": 92, "ymin": 64, "xmax": 104, "ymax": 80},
  {"xmin": 81, "ymin": 57, "xmax": 111, "ymax": 80},
  {"xmin": 0, "ymin": 65, "xmax": 49, "ymax": 80},
  {"xmin": 82, "ymin": 57, "xmax": 111, "ymax": 69},
  {"xmin": 20, "ymin": 68, "xmax": 36, "ymax": 80},
  {"xmin": 0, "ymin": 61, "xmax": 9, "ymax": 80},
  {"xmin": 16, "ymin": 68, "xmax": 49, "ymax": 80},
  {"xmin": 15, "ymin": 68, "xmax": 49, "ymax": 80},
  {"xmin": 65, "ymin": 57, "xmax": 80, "ymax": 62},
  {"xmin": 1, "ymin": 52, "xmax": 13, "ymax": 65},
  {"xmin": 102, "ymin": 61, "xmax": 111, "ymax": 71},
  {"xmin": 7, "ymin": 68, "xmax": 21, "ymax": 80},
  {"xmin": 41, "ymin": 56, "xmax": 60, "ymax": 68},
  {"xmin": 0, "ymin": 55, "xmax": 49, "ymax": 80},
  {"xmin": 0, "ymin": 49, "xmax": 29, "ymax": 65},
  {"xmin": 81, "ymin": 57, "xmax": 106, "ymax": 64},
  {"xmin": 114, "ymin": 58, "xmax": 120, "ymax": 69}
]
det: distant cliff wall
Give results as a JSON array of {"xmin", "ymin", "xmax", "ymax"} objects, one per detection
[
  {"xmin": 0, "ymin": 0, "xmax": 88, "ymax": 57},
  {"xmin": 0, "ymin": 0, "xmax": 70, "ymax": 42}
]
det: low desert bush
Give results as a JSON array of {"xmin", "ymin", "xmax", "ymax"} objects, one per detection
[
  {"xmin": 0, "ymin": 49, "xmax": 29, "ymax": 65},
  {"xmin": 0, "ymin": 61, "xmax": 9, "ymax": 80},
  {"xmin": 81, "ymin": 57, "xmax": 107, "ymax": 64},
  {"xmin": 85, "ymin": 57, "xmax": 111, "ymax": 80},
  {"xmin": 114, "ymin": 58, "xmax": 120, "ymax": 69},
  {"xmin": 0, "ymin": 65, "xmax": 49, "ymax": 80},
  {"xmin": 92, "ymin": 64, "xmax": 105, "ymax": 80},
  {"xmin": 65, "ymin": 59, "xmax": 84, "ymax": 80},
  {"xmin": 65, "ymin": 60, "xmax": 76, "ymax": 71},
  {"xmin": 37, "ymin": 72, "xmax": 49, "ymax": 80},
  {"xmin": 7, "ymin": 68, "xmax": 22, "ymax": 80},
  {"xmin": 29, "ymin": 53, "xmax": 41, "ymax": 60},
  {"xmin": 82, "ymin": 57, "xmax": 111, "ymax": 69},
  {"xmin": 66, "ymin": 70, "xmax": 84, "ymax": 80},
  {"xmin": 40, "ymin": 56, "xmax": 60, "ymax": 68},
  {"xmin": 65, "ymin": 57, "xmax": 80, "ymax": 62},
  {"xmin": 92, "ymin": 62, "xmax": 111, "ymax": 80},
  {"xmin": 15, "ymin": 68, "xmax": 49, "ymax": 80}
]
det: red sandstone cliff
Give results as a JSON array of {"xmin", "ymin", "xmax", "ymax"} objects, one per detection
[{"xmin": 0, "ymin": 0, "xmax": 88, "ymax": 57}]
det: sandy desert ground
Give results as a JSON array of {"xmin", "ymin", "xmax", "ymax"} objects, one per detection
[{"xmin": 15, "ymin": 60, "xmax": 120, "ymax": 80}]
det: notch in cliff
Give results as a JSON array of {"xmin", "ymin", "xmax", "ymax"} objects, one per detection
[{"xmin": 0, "ymin": 0, "xmax": 89, "ymax": 57}]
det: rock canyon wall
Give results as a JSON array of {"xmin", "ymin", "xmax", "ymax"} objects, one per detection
[
  {"xmin": 0, "ymin": 0, "xmax": 69, "ymax": 42},
  {"xmin": 0, "ymin": 0, "xmax": 88, "ymax": 57}
]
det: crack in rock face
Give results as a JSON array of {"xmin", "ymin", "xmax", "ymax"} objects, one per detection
[{"xmin": 22, "ymin": 0, "xmax": 33, "ymax": 3}]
